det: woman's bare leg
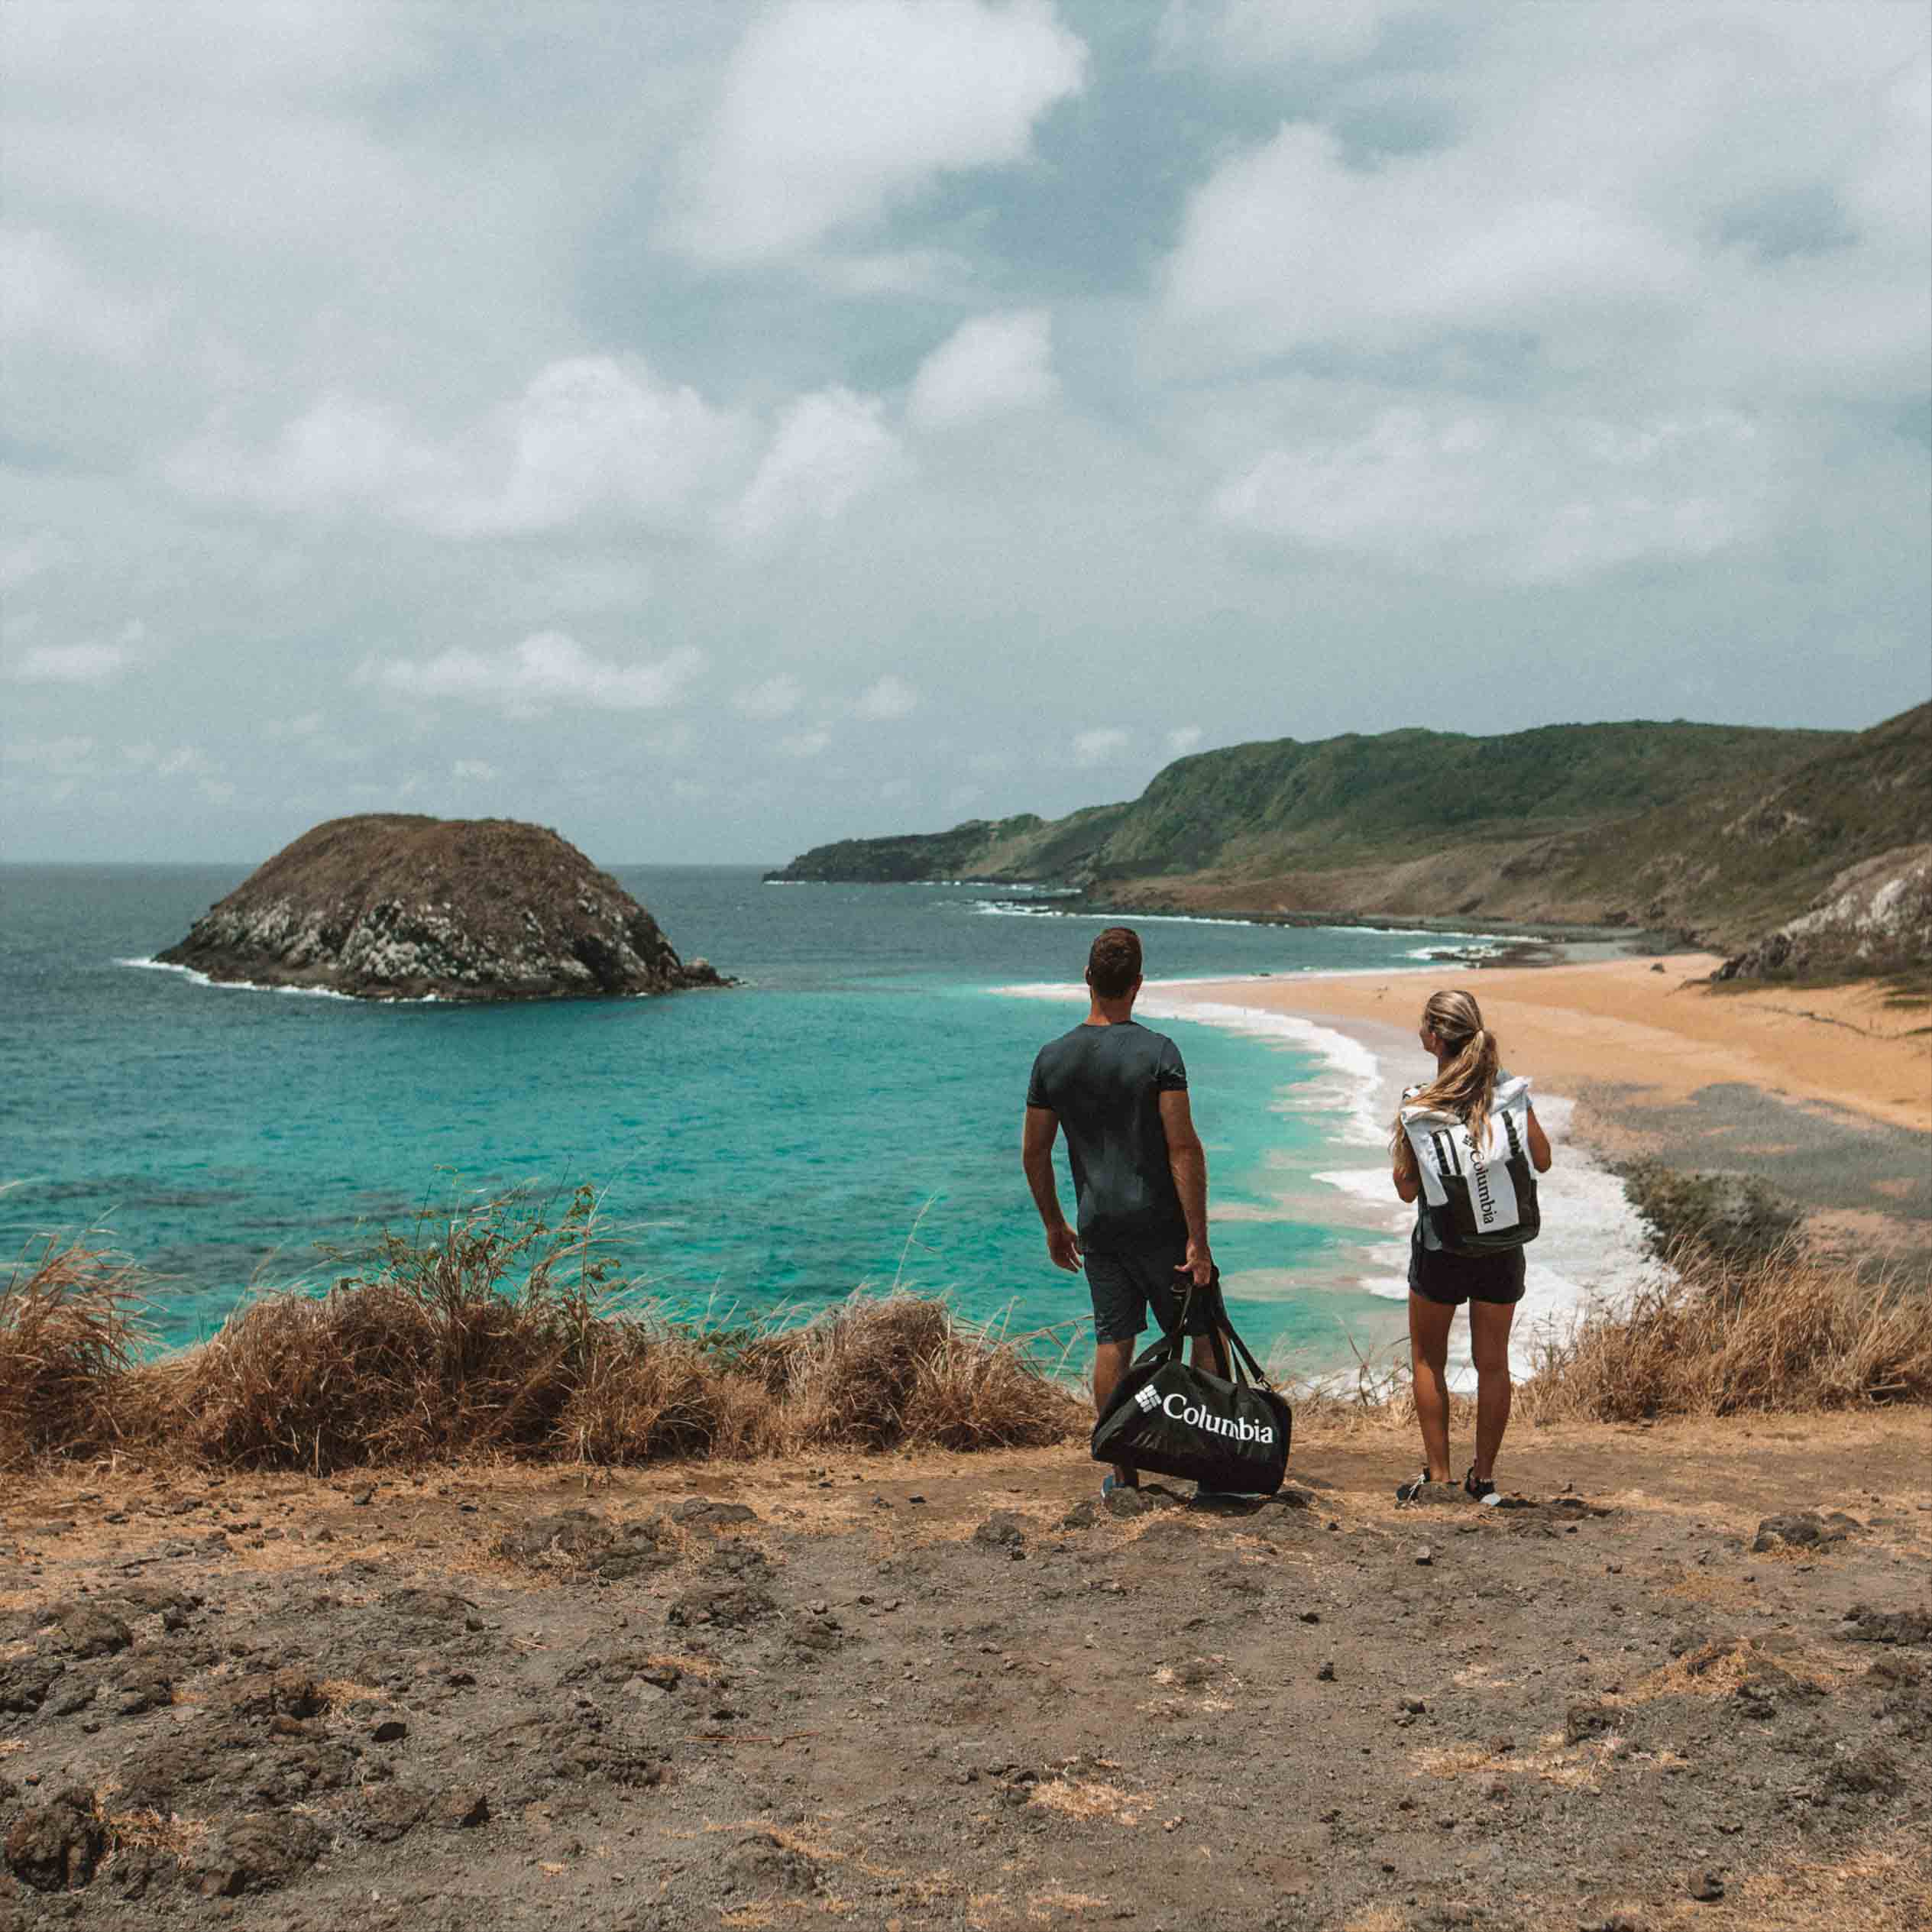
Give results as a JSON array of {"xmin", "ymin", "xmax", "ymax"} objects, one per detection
[
  {"xmin": 1468, "ymin": 1297, "xmax": 1517, "ymax": 1482},
  {"xmin": 1407, "ymin": 1293, "xmax": 1455, "ymax": 1482}
]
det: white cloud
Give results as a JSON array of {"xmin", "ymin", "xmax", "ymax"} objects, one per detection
[
  {"xmin": 908, "ymin": 309, "xmax": 1058, "ymax": 430},
  {"xmin": 157, "ymin": 745, "xmax": 210, "ymax": 778},
  {"xmin": 1161, "ymin": 10, "xmax": 1930, "ymax": 403},
  {"xmin": 1165, "ymin": 121, "xmax": 1689, "ymax": 364},
  {"xmin": 1166, "ymin": 725, "xmax": 1204, "ymax": 756},
  {"xmin": 853, "ymin": 674, "xmax": 920, "ymax": 720},
  {"xmin": 263, "ymin": 713, "xmax": 325, "ymax": 741},
  {"xmin": 361, "ymin": 633, "xmax": 704, "ymax": 715},
  {"xmin": 451, "ymin": 759, "xmax": 498, "ymax": 782},
  {"xmin": 167, "ymin": 358, "xmax": 748, "ymax": 538},
  {"xmin": 1157, "ymin": 0, "xmax": 1406, "ymax": 70},
  {"xmin": 1073, "ymin": 727, "xmax": 1131, "ymax": 767},
  {"xmin": 735, "ymin": 674, "xmax": 807, "ymax": 720},
  {"xmin": 2, "ymin": 0, "xmax": 429, "ymax": 99},
  {"xmin": 780, "ymin": 727, "xmax": 833, "ymax": 759},
  {"xmin": 1210, "ymin": 404, "xmax": 1775, "ymax": 584},
  {"xmin": 8, "ymin": 620, "xmax": 148, "ymax": 686},
  {"xmin": 2, "ymin": 736, "xmax": 95, "ymax": 773},
  {"xmin": 724, "ymin": 388, "xmax": 899, "ymax": 545},
  {"xmin": 668, "ymin": 0, "xmax": 1086, "ymax": 262},
  {"xmin": 0, "ymin": 536, "xmax": 65, "ymax": 593},
  {"xmin": 11, "ymin": 642, "xmax": 131, "ymax": 686},
  {"xmin": 0, "ymin": 228, "xmax": 168, "ymax": 363}
]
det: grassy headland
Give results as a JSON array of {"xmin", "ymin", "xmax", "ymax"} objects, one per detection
[{"xmin": 770, "ymin": 704, "xmax": 1932, "ymax": 970}]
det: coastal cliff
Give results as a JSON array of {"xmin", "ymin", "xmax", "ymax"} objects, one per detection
[
  {"xmin": 769, "ymin": 705, "xmax": 1932, "ymax": 959},
  {"xmin": 157, "ymin": 814, "xmax": 728, "ymax": 1002}
]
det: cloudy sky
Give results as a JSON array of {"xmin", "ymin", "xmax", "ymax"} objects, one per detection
[{"xmin": 3, "ymin": 1, "xmax": 1927, "ymax": 863}]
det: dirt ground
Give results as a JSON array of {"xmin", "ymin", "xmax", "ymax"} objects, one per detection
[{"xmin": 3, "ymin": 1415, "xmax": 1929, "ymax": 1932}]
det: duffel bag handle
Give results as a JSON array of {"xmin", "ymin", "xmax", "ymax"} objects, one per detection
[{"xmin": 1174, "ymin": 1277, "xmax": 1271, "ymax": 1392}]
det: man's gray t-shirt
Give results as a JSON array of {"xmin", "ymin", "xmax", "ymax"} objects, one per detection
[{"xmin": 1026, "ymin": 1021, "xmax": 1189, "ymax": 1251}]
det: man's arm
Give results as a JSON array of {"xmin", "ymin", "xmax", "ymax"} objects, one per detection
[
  {"xmin": 1157, "ymin": 1088, "xmax": 1212, "ymax": 1286},
  {"xmin": 1022, "ymin": 1105, "xmax": 1082, "ymax": 1271},
  {"xmin": 1526, "ymin": 1104, "xmax": 1553, "ymax": 1173}
]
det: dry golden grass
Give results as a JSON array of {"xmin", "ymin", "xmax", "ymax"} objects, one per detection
[
  {"xmin": 1283, "ymin": 1235, "xmax": 1930, "ymax": 1431},
  {"xmin": 1623, "ymin": 1636, "xmax": 1845, "ymax": 1704},
  {"xmin": 2, "ymin": 1195, "xmax": 1083, "ymax": 1474},
  {"xmin": 1523, "ymin": 1236, "xmax": 1932, "ymax": 1421},
  {"xmin": 7, "ymin": 1201, "xmax": 1924, "ymax": 1477},
  {"xmin": 0, "ymin": 1240, "xmax": 147, "ymax": 1468},
  {"xmin": 108, "ymin": 1807, "xmax": 211, "ymax": 1859},
  {"xmin": 1026, "ymin": 1778, "xmax": 1150, "ymax": 1826}
]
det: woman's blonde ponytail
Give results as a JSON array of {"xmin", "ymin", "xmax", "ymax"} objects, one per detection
[{"xmin": 1390, "ymin": 991, "xmax": 1503, "ymax": 1155}]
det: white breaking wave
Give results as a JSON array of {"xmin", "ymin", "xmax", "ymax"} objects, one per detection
[
  {"xmin": 971, "ymin": 901, "xmax": 1273, "ymax": 926},
  {"xmin": 117, "ymin": 957, "xmax": 424, "ymax": 1003}
]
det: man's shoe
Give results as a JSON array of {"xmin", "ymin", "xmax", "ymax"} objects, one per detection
[
  {"xmin": 1395, "ymin": 1471, "xmax": 1459, "ymax": 1505},
  {"xmin": 1101, "ymin": 1472, "xmax": 1138, "ymax": 1501}
]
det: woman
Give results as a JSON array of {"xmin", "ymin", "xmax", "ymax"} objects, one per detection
[{"xmin": 1390, "ymin": 989, "xmax": 1552, "ymax": 1503}]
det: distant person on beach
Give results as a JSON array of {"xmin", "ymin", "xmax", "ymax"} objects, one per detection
[
  {"xmin": 1391, "ymin": 989, "xmax": 1552, "ymax": 1505},
  {"xmin": 1022, "ymin": 927, "xmax": 1225, "ymax": 1499}
]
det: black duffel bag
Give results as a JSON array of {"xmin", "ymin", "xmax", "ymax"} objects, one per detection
[{"xmin": 1090, "ymin": 1283, "xmax": 1293, "ymax": 1495}]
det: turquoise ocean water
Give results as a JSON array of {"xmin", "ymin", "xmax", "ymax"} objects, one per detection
[{"xmin": 0, "ymin": 866, "xmax": 1479, "ymax": 1367}]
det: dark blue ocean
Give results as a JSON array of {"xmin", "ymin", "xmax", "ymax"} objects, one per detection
[{"xmin": 0, "ymin": 866, "xmax": 1466, "ymax": 1368}]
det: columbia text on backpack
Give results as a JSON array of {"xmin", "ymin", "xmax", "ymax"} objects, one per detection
[{"xmin": 1399, "ymin": 1073, "xmax": 1541, "ymax": 1257}]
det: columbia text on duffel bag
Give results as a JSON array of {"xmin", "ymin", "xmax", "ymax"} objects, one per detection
[{"xmin": 1091, "ymin": 1283, "xmax": 1292, "ymax": 1495}]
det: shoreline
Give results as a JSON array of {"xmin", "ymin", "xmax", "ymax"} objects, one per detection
[
  {"xmin": 1002, "ymin": 950, "xmax": 1931, "ymax": 1383},
  {"xmin": 1163, "ymin": 953, "xmax": 1932, "ymax": 1270},
  {"xmin": 1169, "ymin": 953, "xmax": 1931, "ymax": 1140},
  {"xmin": 998, "ymin": 974, "xmax": 1662, "ymax": 1390},
  {"xmin": 1130, "ymin": 985, "xmax": 1662, "ymax": 1387}
]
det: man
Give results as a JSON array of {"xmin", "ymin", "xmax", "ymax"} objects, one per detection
[{"xmin": 1022, "ymin": 926, "xmax": 1226, "ymax": 1498}]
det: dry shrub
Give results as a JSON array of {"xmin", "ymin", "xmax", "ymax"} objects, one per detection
[
  {"xmin": 552, "ymin": 1330, "xmax": 746, "ymax": 1464},
  {"xmin": 0, "ymin": 1240, "xmax": 147, "ymax": 1468},
  {"xmin": 5, "ymin": 1202, "xmax": 1082, "ymax": 1473},
  {"xmin": 778, "ymin": 1293, "xmax": 1083, "ymax": 1452},
  {"xmin": 1523, "ymin": 1236, "xmax": 1932, "ymax": 1422}
]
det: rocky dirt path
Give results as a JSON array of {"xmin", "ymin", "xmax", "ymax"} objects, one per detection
[{"xmin": 3, "ymin": 1415, "xmax": 1928, "ymax": 1931}]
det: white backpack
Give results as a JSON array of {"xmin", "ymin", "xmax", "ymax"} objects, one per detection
[{"xmin": 1400, "ymin": 1073, "xmax": 1541, "ymax": 1256}]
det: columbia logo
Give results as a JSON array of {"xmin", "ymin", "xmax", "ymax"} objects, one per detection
[{"xmin": 1134, "ymin": 1386, "xmax": 1160, "ymax": 1413}]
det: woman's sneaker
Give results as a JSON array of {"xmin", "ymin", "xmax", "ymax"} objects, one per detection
[{"xmin": 1464, "ymin": 1466, "xmax": 1500, "ymax": 1506}]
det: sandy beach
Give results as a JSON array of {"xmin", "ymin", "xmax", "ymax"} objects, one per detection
[
  {"xmin": 1183, "ymin": 953, "xmax": 1931, "ymax": 1138},
  {"xmin": 1165, "ymin": 954, "xmax": 1931, "ymax": 1251}
]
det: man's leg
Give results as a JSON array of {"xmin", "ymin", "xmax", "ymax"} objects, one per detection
[
  {"xmin": 1092, "ymin": 1340, "xmax": 1137, "ymax": 1484},
  {"xmin": 1408, "ymin": 1292, "xmax": 1456, "ymax": 1484},
  {"xmin": 1086, "ymin": 1252, "xmax": 1142, "ymax": 1485},
  {"xmin": 1468, "ymin": 1296, "xmax": 1516, "ymax": 1484}
]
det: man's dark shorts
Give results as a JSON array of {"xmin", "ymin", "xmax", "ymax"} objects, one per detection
[{"xmin": 1087, "ymin": 1244, "xmax": 1223, "ymax": 1345}]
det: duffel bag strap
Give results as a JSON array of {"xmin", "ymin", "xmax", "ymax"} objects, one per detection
[{"xmin": 1216, "ymin": 1310, "xmax": 1273, "ymax": 1390}]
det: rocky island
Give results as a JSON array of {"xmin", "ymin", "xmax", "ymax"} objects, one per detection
[{"xmin": 157, "ymin": 814, "xmax": 728, "ymax": 1002}]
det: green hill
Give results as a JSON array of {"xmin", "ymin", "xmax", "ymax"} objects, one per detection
[
  {"xmin": 1532, "ymin": 701, "xmax": 1930, "ymax": 942},
  {"xmin": 770, "ymin": 707, "xmax": 1932, "ymax": 954}
]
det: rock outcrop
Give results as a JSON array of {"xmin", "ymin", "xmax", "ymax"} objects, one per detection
[
  {"xmin": 157, "ymin": 815, "xmax": 729, "ymax": 1002},
  {"xmin": 1716, "ymin": 844, "xmax": 1932, "ymax": 982}
]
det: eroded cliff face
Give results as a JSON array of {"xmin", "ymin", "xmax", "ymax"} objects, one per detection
[
  {"xmin": 1717, "ymin": 845, "xmax": 1932, "ymax": 983},
  {"xmin": 157, "ymin": 815, "xmax": 728, "ymax": 1002}
]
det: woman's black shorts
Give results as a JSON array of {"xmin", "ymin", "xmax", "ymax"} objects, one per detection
[{"xmin": 1408, "ymin": 1225, "xmax": 1526, "ymax": 1307}]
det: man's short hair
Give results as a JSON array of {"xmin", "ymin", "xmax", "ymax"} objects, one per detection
[{"xmin": 1086, "ymin": 927, "xmax": 1142, "ymax": 999}]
